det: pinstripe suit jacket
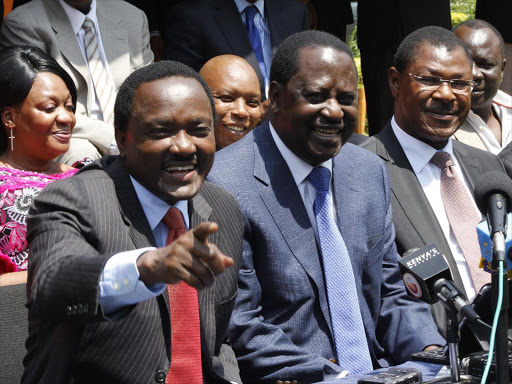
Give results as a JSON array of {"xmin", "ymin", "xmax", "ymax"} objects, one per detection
[
  {"xmin": 23, "ymin": 156, "xmax": 243, "ymax": 384},
  {"xmin": 208, "ymin": 123, "xmax": 444, "ymax": 383}
]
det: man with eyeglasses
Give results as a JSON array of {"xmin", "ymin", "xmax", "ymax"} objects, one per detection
[{"xmin": 362, "ymin": 26, "xmax": 506, "ymax": 335}]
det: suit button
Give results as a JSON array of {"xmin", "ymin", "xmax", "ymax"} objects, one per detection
[
  {"xmin": 155, "ymin": 370, "xmax": 166, "ymax": 383},
  {"xmin": 277, "ymin": 381, "xmax": 283, "ymax": 384}
]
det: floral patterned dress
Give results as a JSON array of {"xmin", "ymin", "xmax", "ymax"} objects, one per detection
[{"xmin": 0, "ymin": 167, "xmax": 79, "ymax": 273}]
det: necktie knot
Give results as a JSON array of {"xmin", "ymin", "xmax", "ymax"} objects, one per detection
[
  {"xmin": 82, "ymin": 17, "xmax": 94, "ymax": 31},
  {"xmin": 430, "ymin": 151, "xmax": 453, "ymax": 170},
  {"xmin": 162, "ymin": 207, "xmax": 186, "ymax": 233},
  {"xmin": 245, "ymin": 5, "xmax": 259, "ymax": 23},
  {"xmin": 308, "ymin": 166, "xmax": 331, "ymax": 193}
]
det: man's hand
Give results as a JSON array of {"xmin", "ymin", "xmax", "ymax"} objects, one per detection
[
  {"xmin": 423, "ymin": 345, "xmax": 443, "ymax": 351},
  {"xmin": 137, "ymin": 221, "xmax": 233, "ymax": 289}
]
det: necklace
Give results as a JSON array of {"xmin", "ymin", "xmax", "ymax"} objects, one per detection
[{"xmin": 0, "ymin": 157, "xmax": 57, "ymax": 173}]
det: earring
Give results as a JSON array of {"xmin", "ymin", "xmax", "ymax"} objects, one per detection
[{"xmin": 8, "ymin": 128, "xmax": 14, "ymax": 152}]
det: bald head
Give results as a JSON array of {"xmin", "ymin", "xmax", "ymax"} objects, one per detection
[{"xmin": 200, "ymin": 55, "xmax": 262, "ymax": 150}]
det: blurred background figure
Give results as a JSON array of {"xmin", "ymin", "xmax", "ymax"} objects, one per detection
[
  {"xmin": 164, "ymin": 0, "xmax": 308, "ymax": 100},
  {"xmin": 200, "ymin": 55, "xmax": 262, "ymax": 151},
  {"xmin": 0, "ymin": 46, "xmax": 79, "ymax": 275},
  {"xmin": 453, "ymin": 19, "xmax": 511, "ymax": 154}
]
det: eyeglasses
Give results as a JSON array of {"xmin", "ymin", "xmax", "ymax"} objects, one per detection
[{"xmin": 408, "ymin": 73, "xmax": 476, "ymax": 94}]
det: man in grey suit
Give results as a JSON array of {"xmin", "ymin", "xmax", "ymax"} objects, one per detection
[
  {"xmin": 208, "ymin": 30, "xmax": 444, "ymax": 384},
  {"xmin": 0, "ymin": 0, "xmax": 154, "ymax": 164},
  {"xmin": 362, "ymin": 26, "xmax": 506, "ymax": 333},
  {"xmin": 24, "ymin": 61, "xmax": 242, "ymax": 383}
]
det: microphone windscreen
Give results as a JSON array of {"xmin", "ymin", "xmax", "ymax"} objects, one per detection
[{"xmin": 474, "ymin": 171, "xmax": 512, "ymax": 215}]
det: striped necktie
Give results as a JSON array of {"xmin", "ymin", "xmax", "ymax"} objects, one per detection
[
  {"xmin": 244, "ymin": 6, "xmax": 268, "ymax": 86},
  {"xmin": 308, "ymin": 166, "xmax": 373, "ymax": 374},
  {"xmin": 82, "ymin": 17, "xmax": 116, "ymax": 125}
]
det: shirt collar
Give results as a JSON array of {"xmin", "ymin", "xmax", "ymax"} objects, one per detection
[
  {"xmin": 59, "ymin": 0, "xmax": 98, "ymax": 35},
  {"xmin": 234, "ymin": 0, "xmax": 265, "ymax": 19},
  {"xmin": 391, "ymin": 116, "xmax": 454, "ymax": 174},
  {"xmin": 130, "ymin": 176, "xmax": 189, "ymax": 231},
  {"xmin": 269, "ymin": 122, "xmax": 333, "ymax": 187}
]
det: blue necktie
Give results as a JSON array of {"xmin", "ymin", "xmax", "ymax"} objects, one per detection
[
  {"xmin": 308, "ymin": 166, "xmax": 373, "ymax": 374},
  {"xmin": 244, "ymin": 6, "xmax": 268, "ymax": 85}
]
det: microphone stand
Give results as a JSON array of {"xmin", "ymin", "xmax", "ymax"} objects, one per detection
[{"xmin": 491, "ymin": 231, "xmax": 509, "ymax": 384}]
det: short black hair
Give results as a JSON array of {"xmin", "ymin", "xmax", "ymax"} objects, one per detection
[
  {"xmin": 0, "ymin": 45, "xmax": 77, "ymax": 154},
  {"xmin": 393, "ymin": 26, "xmax": 473, "ymax": 72},
  {"xmin": 114, "ymin": 60, "xmax": 216, "ymax": 132},
  {"xmin": 453, "ymin": 19, "xmax": 505, "ymax": 58},
  {"xmin": 270, "ymin": 30, "xmax": 355, "ymax": 85}
]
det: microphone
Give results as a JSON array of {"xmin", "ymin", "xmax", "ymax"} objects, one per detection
[
  {"xmin": 477, "ymin": 215, "xmax": 512, "ymax": 272},
  {"xmin": 398, "ymin": 244, "xmax": 479, "ymax": 322},
  {"xmin": 474, "ymin": 171, "xmax": 512, "ymax": 263}
]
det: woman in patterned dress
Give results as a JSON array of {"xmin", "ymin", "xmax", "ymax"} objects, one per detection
[{"xmin": 0, "ymin": 46, "xmax": 79, "ymax": 276}]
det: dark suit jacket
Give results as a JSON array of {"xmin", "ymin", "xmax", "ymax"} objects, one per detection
[
  {"xmin": 362, "ymin": 122, "xmax": 506, "ymax": 333},
  {"xmin": 23, "ymin": 156, "xmax": 243, "ymax": 384},
  {"xmin": 164, "ymin": 0, "xmax": 308, "ymax": 98},
  {"xmin": 208, "ymin": 122, "xmax": 444, "ymax": 383}
]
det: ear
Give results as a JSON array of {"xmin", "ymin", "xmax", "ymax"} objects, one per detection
[
  {"xmin": 502, "ymin": 57, "xmax": 507, "ymax": 73},
  {"xmin": 388, "ymin": 67, "xmax": 401, "ymax": 98},
  {"xmin": 114, "ymin": 128, "xmax": 127, "ymax": 160},
  {"xmin": 1, "ymin": 107, "xmax": 16, "ymax": 130},
  {"xmin": 268, "ymin": 80, "xmax": 282, "ymax": 115}
]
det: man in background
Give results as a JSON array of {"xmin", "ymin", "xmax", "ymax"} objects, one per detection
[
  {"xmin": 453, "ymin": 19, "xmax": 511, "ymax": 154},
  {"xmin": 200, "ymin": 54, "xmax": 262, "ymax": 151},
  {"xmin": 164, "ymin": 0, "xmax": 308, "ymax": 99}
]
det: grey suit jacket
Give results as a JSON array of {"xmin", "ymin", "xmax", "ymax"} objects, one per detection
[
  {"xmin": 208, "ymin": 122, "xmax": 444, "ymax": 383},
  {"xmin": 0, "ymin": 0, "xmax": 153, "ymax": 161},
  {"xmin": 24, "ymin": 156, "xmax": 243, "ymax": 384},
  {"xmin": 362, "ymin": 122, "xmax": 506, "ymax": 333}
]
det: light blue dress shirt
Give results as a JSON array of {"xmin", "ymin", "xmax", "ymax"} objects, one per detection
[
  {"xmin": 234, "ymin": 0, "xmax": 272, "ymax": 93},
  {"xmin": 98, "ymin": 177, "xmax": 189, "ymax": 314}
]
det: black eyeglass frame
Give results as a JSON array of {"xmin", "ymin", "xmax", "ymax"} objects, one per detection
[{"xmin": 408, "ymin": 73, "xmax": 476, "ymax": 94}]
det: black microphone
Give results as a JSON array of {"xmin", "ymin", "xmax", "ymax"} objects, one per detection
[
  {"xmin": 399, "ymin": 244, "xmax": 479, "ymax": 322},
  {"xmin": 474, "ymin": 171, "xmax": 512, "ymax": 263}
]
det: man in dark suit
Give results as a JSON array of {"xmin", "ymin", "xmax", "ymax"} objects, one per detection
[
  {"xmin": 362, "ymin": 26, "xmax": 506, "ymax": 333},
  {"xmin": 164, "ymin": 0, "xmax": 308, "ymax": 99},
  {"xmin": 208, "ymin": 30, "xmax": 444, "ymax": 384},
  {"xmin": 24, "ymin": 61, "xmax": 243, "ymax": 383}
]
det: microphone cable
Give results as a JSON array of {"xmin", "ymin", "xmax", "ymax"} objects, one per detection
[{"xmin": 481, "ymin": 260, "xmax": 504, "ymax": 384}]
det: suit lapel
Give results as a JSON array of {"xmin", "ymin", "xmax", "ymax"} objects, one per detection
[
  {"xmin": 96, "ymin": 3, "xmax": 130, "ymax": 90},
  {"xmin": 374, "ymin": 124, "xmax": 467, "ymax": 295},
  {"xmin": 254, "ymin": 124, "xmax": 333, "ymax": 338},
  {"xmin": 213, "ymin": 0, "xmax": 264, "ymax": 83},
  {"xmin": 189, "ymin": 192, "xmax": 216, "ymax": 360},
  {"xmin": 44, "ymin": 0, "xmax": 90, "ymax": 87}
]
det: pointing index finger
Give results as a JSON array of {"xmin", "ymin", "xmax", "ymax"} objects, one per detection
[{"xmin": 191, "ymin": 221, "xmax": 218, "ymax": 243}]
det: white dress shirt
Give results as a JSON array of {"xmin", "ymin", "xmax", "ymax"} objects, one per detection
[
  {"xmin": 98, "ymin": 177, "xmax": 189, "ymax": 314},
  {"xmin": 391, "ymin": 117, "xmax": 481, "ymax": 301},
  {"xmin": 58, "ymin": 0, "xmax": 119, "ymax": 154}
]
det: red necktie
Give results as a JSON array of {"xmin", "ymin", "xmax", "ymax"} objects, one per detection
[{"xmin": 163, "ymin": 208, "xmax": 203, "ymax": 384}]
